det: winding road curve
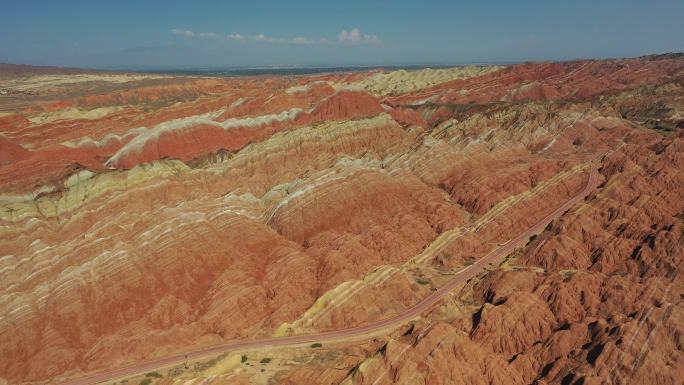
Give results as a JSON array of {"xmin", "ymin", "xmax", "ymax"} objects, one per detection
[{"xmin": 59, "ymin": 164, "xmax": 599, "ymax": 385}]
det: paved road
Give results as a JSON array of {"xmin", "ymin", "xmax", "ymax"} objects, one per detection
[{"xmin": 59, "ymin": 165, "xmax": 599, "ymax": 385}]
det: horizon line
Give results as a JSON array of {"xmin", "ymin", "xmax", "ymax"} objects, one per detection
[{"xmin": 2, "ymin": 51, "xmax": 682, "ymax": 74}]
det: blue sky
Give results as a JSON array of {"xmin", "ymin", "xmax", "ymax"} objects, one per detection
[{"xmin": 1, "ymin": 0, "xmax": 683, "ymax": 68}]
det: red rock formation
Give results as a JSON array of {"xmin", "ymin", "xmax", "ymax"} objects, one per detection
[
  {"xmin": 387, "ymin": 107, "xmax": 427, "ymax": 127},
  {"xmin": 305, "ymin": 91, "xmax": 383, "ymax": 122},
  {"xmin": 0, "ymin": 136, "xmax": 29, "ymax": 165},
  {"xmin": 1, "ymin": 55, "xmax": 683, "ymax": 385}
]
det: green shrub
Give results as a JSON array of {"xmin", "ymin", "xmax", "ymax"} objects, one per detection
[
  {"xmin": 144, "ymin": 372, "xmax": 162, "ymax": 378},
  {"xmin": 168, "ymin": 365, "xmax": 185, "ymax": 377},
  {"xmin": 139, "ymin": 379, "xmax": 152, "ymax": 385},
  {"xmin": 260, "ymin": 357, "xmax": 272, "ymax": 364},
  {"xmin": 193, "ymin": 358, "xmax": 218, "ymax": 372},
  {"xmin": 241, "ymin": 355, "xmax": 248, "ymax": 363},
  {"xmin": 416, "ymin": 278, "xmax": 430, "ymax": 285},
  {"xmin": 310, "ymin": 342, "xmax": 322, "ymax": 348}
]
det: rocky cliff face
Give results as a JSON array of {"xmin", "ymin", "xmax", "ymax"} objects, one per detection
[{"xmin": 1, "ymin": 56, "xmax": 683, "ymax": 385}]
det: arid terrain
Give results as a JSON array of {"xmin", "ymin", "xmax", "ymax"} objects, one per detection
[{"xmin": 1, "ymin": 54, "xmax": 683, "ymax": 385}]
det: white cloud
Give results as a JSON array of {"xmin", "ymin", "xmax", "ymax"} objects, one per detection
[
  {"xmin": 291, "ymin": 37, "xmax": 311, "ymax": 44},
  {"xmin": 252, "ymin": 33, "xmax": 278, "ymax": 43},
  {"xmin": 172, "ymin": 28, "xmax": 335, "ymax": 45},
  {"xmin": 338, "ymin": 28, "xmax": 381, "ymax": 45},
  {"xmin": 172, "ymin": 28, "xmax": 219, "ymax": 39},
  {"xmin": 227, "ymin": 33, "xmax": 327, "ymax": 45},
  {"xmin": 172, "ymin": 28, "xmax": 195, "ymax": 38},
  {"xmin": 227, "ymin": 33, "xmax": 246, "ymax": 42},
  {"xmin": 291, "ymin": 36, "xmax": 329, "ymax": 45}
]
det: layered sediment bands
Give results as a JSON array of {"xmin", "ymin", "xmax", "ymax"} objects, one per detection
[
  {"xmin": 2, "ymin": 56, "xmax": 684, "ymax": 385},
  {"xmin": 1, "ymin": 88, "xmax": 388, "ymax": 190},
  {"xmin": 0, "ymin": 160, "xmax": 192, "ymax": 228},
  {"xmin": 338, "ymin": 65, "xmax": 503, "ymax": 96},
  {"xmin": 213, "ymin": 113, "xmax": 414, "ymax": 196},
  {"xmin": 71, "ymin": 78, "xmax": 233, "ymax": 108},
  {"xmin": 0, "ymin": 114, "xmax": 420, "ymax": 382},
  {"xmin": 438, "ymin": 156, "xmax": 581, "ymax": 215},
  {"xmin": 472, "ymin": 292, "xmax": 557, "ymax": 354},
  {"xmin": 0, "ymin": 136, "xmax": 29, "ymax": 165},
  {"xmin": 105, "ymin": 91, "xmax": 384, "ymax": 169},
  {"xmin": 269, "ymin": 169, "xmax": 465, "ymax": 244},
  {"xmin": 462, "ymin": 138, "xmax": 684, "ymax": 385},
  {"xmin": 270, "ymin": 168, "xmax": 467, "ymax": 288},
  {"xmin": 0, "ymin": 209, "xmax": 318, "ymax": 381},
  {"xmin": 389, "ymin": 57, "xmax": 684, "ymax": 106},
  {"xmin": 306, "ymin": 91, "xmax": 384, "ymax": 121},
  {"xmin": 275, "ymin": 265, "xmax": 425, "ymax": 336},
  {"xmin": 104, "ymin": 108, "xmax": 302, "ymax": 168},
  {"xmin": 437, "ymin": 166, "xmax": 589, "ymax": 265},
  {"xmin": 0, "ymin": 114, "xmax": 410, "ymax": 225},
  {"xmin": 337, "ymin": 322, "xmax": 526, "ymax": 385},
  {"xmin": 386, "ymin": 106, "xmax": 427, "ymax": 127}
]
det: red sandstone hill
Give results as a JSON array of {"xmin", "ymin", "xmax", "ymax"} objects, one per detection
[{"xmin": 1, "ymin": 55, "xmax": 683, "ymax": 385}]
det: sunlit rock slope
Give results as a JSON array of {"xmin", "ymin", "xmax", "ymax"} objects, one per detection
[{"xmin": 1, "ymin": 54, "xmax": 683, "ymax": 385}]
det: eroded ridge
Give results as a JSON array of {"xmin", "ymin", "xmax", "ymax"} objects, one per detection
[{"xmin": 1, "ymin": 54, "xmax": 683, "ymax": 385}]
